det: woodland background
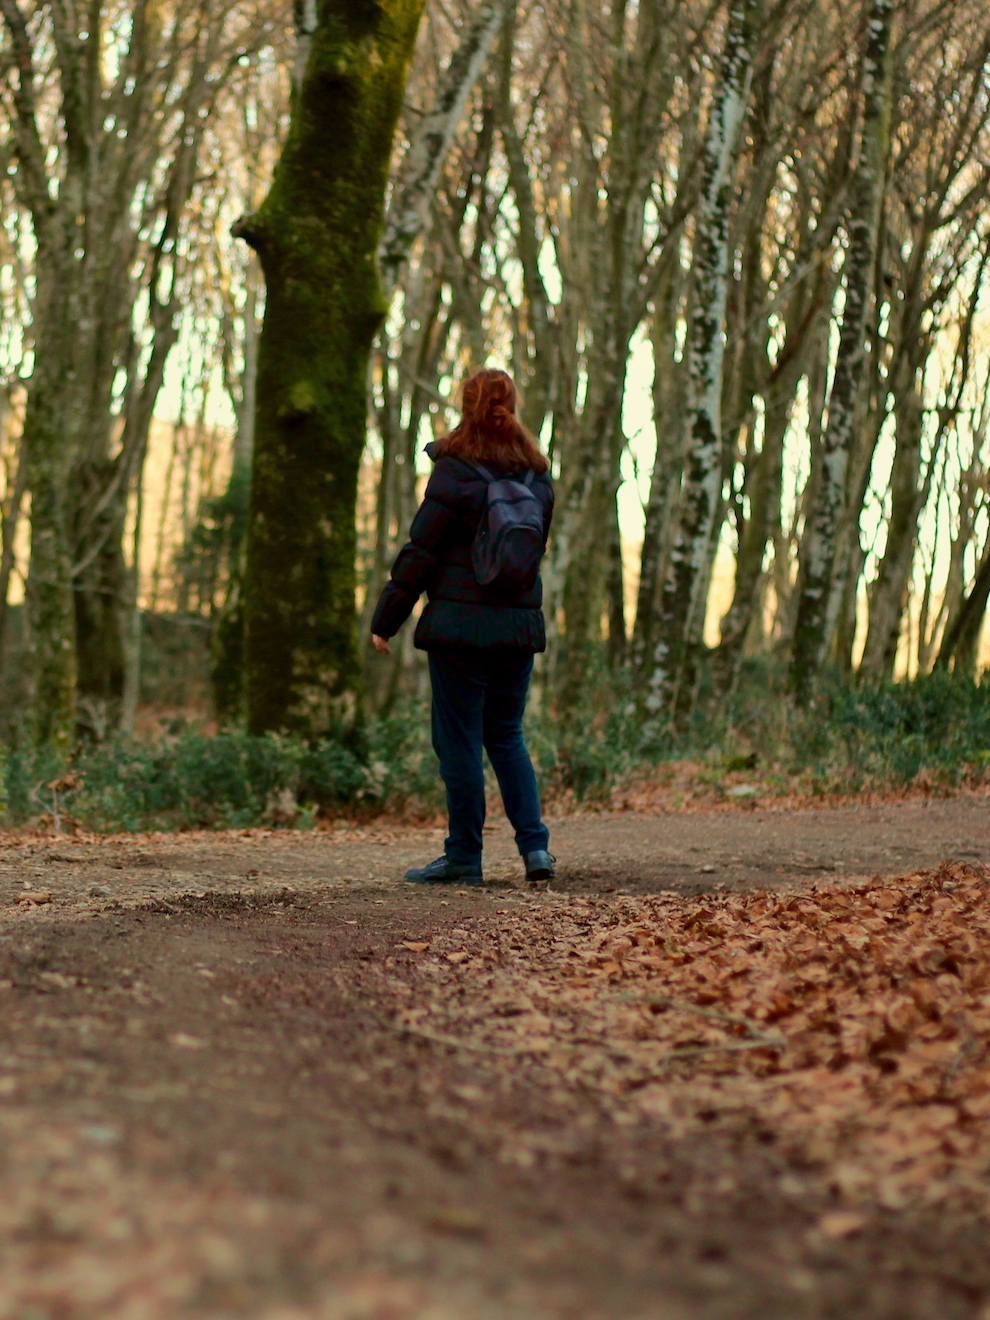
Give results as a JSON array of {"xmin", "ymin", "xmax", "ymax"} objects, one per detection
[{"xmin": 3, "ymin": 0, "xmax": 990, "ymax": 827}]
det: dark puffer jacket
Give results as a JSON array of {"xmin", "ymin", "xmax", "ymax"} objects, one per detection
[{"xmin": 370, "ymin": 443, "xmax": 554, "ymax": 652}]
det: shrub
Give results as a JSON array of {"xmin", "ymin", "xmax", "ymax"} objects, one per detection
[{"xmin": 2, "ymin": 666, "xmax": 989, "ymax": 832}]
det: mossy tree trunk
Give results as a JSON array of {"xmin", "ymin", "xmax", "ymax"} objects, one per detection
[
  {"xmin": 236, "ymin": 0, "xmax": 425, "ymax": 737},
  {"xmin": 19, "ymin": 258, "xmax": 80, "ymax": 749}
]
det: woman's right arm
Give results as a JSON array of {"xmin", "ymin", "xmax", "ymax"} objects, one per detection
[{"xmin": 369, "ymin": 480, "xmax": 456, "ymax": 640}]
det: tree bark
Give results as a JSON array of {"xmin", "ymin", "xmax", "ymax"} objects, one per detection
[
  {"xmin": 211, "ymin": 259, "xmax": 262, "ymax": 725},
  {"xmin": 606, "ymin": 492, "xmax": 626, "ymax": 669},
  {"xmin": 857, "ymin": 378, "xmax": 926, "ymax": 680},
  {"xmin": 497, "ymin": 3, "xmax": 556, "ymax": 438},
  {"xmin": 859, "ymin": 223, "xmax": 990, "ymax": 681},
  {"xmin": 632, "ymin": 258, "xmax": 688, "ymax": 682},
  {"xmin": 0, "ymin": 403, "xmax": 27, "ymax": 663},
  {"xmin": 379, "ymin": 0, "xmax": 510, "ymax": 300},
  {"xmin": 0, "ymin": 0, "xmax": 257, "ymax": 743},
  {"xmin": 936, "ymin": 539, "xmax": 990, "ymax": 677},
  {"xmin": 549, "ymin": 0, "xmax": 679, "ymax": 716},
  {"xmin": 789, "ymin": 0, "xmax": 893, "ymax": 698},
  {"xmin": 713, "ymin": 173, "xmax": 838, "ymax": 692},
  {"xmin": 641, "ymin": 0, "xmax": 762, "ymax": 730},
  {"xmin": 238, "ymin": 0, "xmax": 425, "ymax": 737}
]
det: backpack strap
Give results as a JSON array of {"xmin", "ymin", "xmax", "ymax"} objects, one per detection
[{"xmin": 471, "ymin": 461, "xmax": 538, "ymax": 487}]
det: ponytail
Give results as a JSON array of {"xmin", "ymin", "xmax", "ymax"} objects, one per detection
[{"xmin": 438, "ymin": 369, "xmax": 549, "ymax": 474}]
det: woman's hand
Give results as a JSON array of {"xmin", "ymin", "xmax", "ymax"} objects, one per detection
[{"xmin": 372, "ymin": 635, "xmax": 391, "ymax": 655}]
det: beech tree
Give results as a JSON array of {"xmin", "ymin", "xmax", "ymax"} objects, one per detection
[
  {"xmin": 236, "ymin": 0, "xmax": 426, "ymax": 737},
  {"xmin": 639, "ymin": 0, "xmax": 763, "ymax": 728},
  {"xmin": 5, "ymin": 0, "xmax": 990, "ymax": 741},
  {"xmin": 0, "ymin": 0, "xmax": 277, "ymax": 745},
  {"xmin": 856, "ymin": 12, "xmax": 990, "ymax": 680},
  {"xmin": 788, "ymin": 0, "xmax": 894, "ymax": 697}
]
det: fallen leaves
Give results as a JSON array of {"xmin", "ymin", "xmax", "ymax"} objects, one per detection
[
  {"xmin": 425, "ymin": 1206, "xmax": 485, "ymax": 1237},
  {"xmin": 817, "ymin": 1211, "xmax": 865, "ymax": 1239},
  {"xmin": 383, "ymin": 859, "xmax": 990, "ymax": 1215},
  {"xmin": 37, "ymin": 971, "xmax": 77, "ymax": 990},
  {"xmin": 169, "ymin": 1033, "xmax": 207, "ymax": 1050}
]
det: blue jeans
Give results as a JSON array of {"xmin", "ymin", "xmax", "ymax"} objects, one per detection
[{"xmin": 428, "ymin": 650, "xmax": 550, "ymax": 866}]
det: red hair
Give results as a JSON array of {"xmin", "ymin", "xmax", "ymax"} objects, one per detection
[{"xmin": 438, "ymin": 369, "xmax": 549, "ymax": 474}]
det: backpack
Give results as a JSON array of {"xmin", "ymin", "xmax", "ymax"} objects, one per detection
[{"xmin": 470, "ymin": 462, "xmax": 545, "ymax": 593}]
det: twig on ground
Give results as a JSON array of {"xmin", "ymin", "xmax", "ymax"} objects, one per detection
[
  {"xmin": 658, "ymin": 1039, "xmax": 785, "ymax": 1060},
  {"xmin": 610, "ymin": 992, "xmax": 786, "ymax": 1049},
  {"xmin": 398, "ymin": 1016, "xmax": 783, "ymax": 1066},
  {"xmin": 398, "ymin": 1023, "xmax": 549, "ymax": 1057}
]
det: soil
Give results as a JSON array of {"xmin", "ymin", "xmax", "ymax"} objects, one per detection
[{"xmin": 2, "ymin": 794, "xmax": 990, "ymax": 1319}]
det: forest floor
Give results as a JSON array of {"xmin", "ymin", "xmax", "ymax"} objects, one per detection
[{"xmin": 2, "ymin": 795, "xmax": 990, "ymax": 1319}]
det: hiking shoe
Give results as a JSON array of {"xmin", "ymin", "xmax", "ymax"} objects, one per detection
[
  {"xmin": 405, "ymin": 855, "xmax": 484, "ymax": 886},
  {"xmin": 525, "ymin": 850, "xmax": 556, "ymax": 882}
]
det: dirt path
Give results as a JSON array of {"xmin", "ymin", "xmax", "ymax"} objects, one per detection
[
  {"xmin": 1, "ymin": 796, "xmax": 990, "ymax": 1320},
  {"xmin": 3, "ymin": 792, "xmax": 988, "ymax": 909}
]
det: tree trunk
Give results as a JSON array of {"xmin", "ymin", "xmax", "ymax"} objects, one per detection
[
  {"xmin": 833, "ymin": 536, "xmax": 865, "ymax": 675},
  {"xmin": 211, "ymin": 260, "xmax": 262, "ymax": 725},
  {"xmin": 0, "ymin": 410, "xmax": 27, "ymax": 662},
  {"xmin": 789, "ymin": 0, "xmax": 894, "ymax": 698},
  {"xmin": 498, "ymin": 5, "xmax": 556, "ymax": 438},
  {"xmin": 358, "ymin": 0, "xmax": 512, "ymax": 715},
  {"xmin": 859, "ymin": 228, "xmax": 990, "ymax": 682},
  {"xmin": 554, "ymin": 373, "xmax": 632, "ymax": 712},
  {"xmin": 379, "ymin": 0, "xmax": 510, "ymax": 299},
  {"xmin": 18, "ymin": 237, "xmax": 81, "ymax": 748},
  {"xmin": 713, "ymin": 183, "xmax": 836, "ymax": 692},
  {"xmin": 641, "ymin": 0, "xmax": 762, "ymax": 730},
  {"xmin": 858, "ymin": 381, "xmax": 926, "ymax": 680},
  {"xmin": 606, "ymin": 492, "xmax": 626, "ymax": 669},
  {"xmin": 936, "ymin": 539, "xmax": 990, "ymax": 676},
  {"xmin": 237, "ymin": 0, "xmax": 425, "ymax": 737},
  {"xmin": 830, "ymin": 382, "xmax": 887, "ymax": 676},
  {"xmin": 632, "ymin": 258, "xmax": 688, "ymax": 682},
  {"xmin": 1, "ymin": 0, "xmax": 253, "ymax": 742},
  {"xmin": 72, "ymin": 460, "xmax": 127, "ymax": 722}
]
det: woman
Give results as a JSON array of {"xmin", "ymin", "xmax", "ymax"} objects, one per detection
[{"xmin": 370, "ymin": 368, "xmax": 555, "ymax": 887}]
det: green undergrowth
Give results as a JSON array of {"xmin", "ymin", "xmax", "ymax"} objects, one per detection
[
  {"xmin": 2, "ymin": 666, "xmax": 990, "ymax": 832},
  {"xmin": 532, "ymin": 663, "xmax": 990, "ymax": 803},
  {"xmin": 0, "ymin": 715, "xmax": 441, "ymax": 833}
]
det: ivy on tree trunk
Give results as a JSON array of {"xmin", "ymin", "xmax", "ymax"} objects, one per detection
[{"xmin": 237, "ymin": 0, "xmax": 425, "ymax": 737}]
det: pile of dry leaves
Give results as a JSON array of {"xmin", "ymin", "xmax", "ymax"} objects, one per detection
[{"xmin": 392, "ymin": 860, "xmax": 990, "ymax": 1215}]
